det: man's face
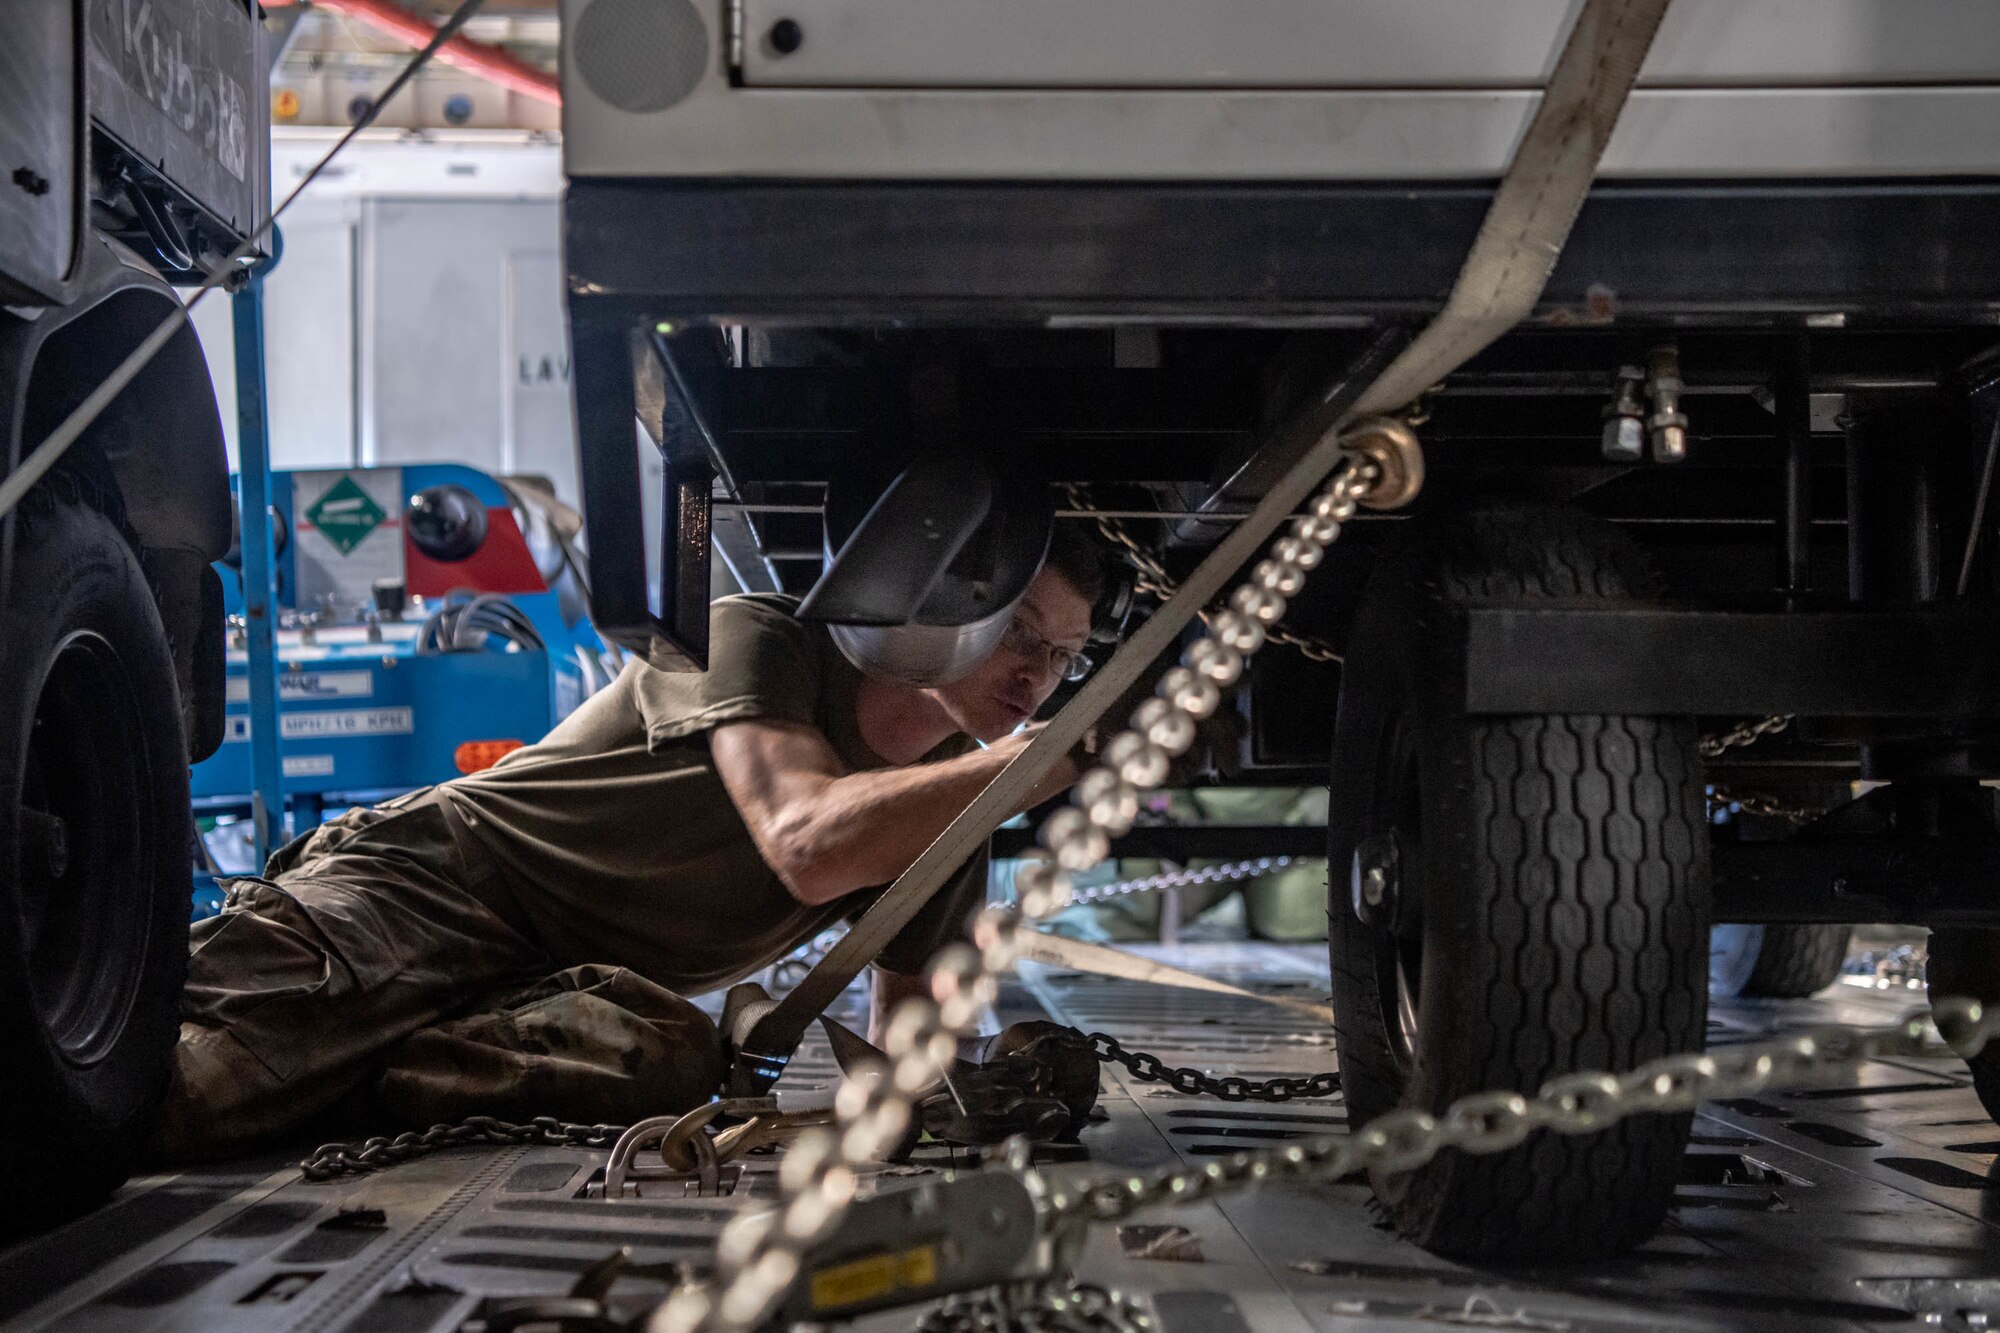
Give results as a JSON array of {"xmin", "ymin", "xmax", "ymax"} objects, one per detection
[{"xmin": 928, "ymin": 566, "xmax": 1093, "ymax": 742}]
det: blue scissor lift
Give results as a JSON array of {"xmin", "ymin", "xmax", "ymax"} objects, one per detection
[{"xmin": 210, "ymin": 237, "xmax": 603, "ymax": 897}]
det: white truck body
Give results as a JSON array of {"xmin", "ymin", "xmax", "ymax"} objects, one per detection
[{"xmin": 560, "ymin": 0, "xmax": 2000, "ymax": 180}]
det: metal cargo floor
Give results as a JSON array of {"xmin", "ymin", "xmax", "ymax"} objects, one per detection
[{"xmin": 5, "ymin": 944, "xmax": 1996, "ymax": 1332}]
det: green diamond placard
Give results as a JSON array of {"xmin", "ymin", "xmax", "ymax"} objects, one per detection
[{"xmin": 305, "ymin": 475, "xmax": 388, "ymax": 556}]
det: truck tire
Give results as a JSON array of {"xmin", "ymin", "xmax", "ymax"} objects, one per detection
[
  {"xmin": 1708, "ymin": 924, "xmax": 1767, "ymax": 999},
  {"xmin": 1328, "ymin": 501, "xmax": 1710, "ymax": 1262},
  {"xmin": 0, "ymin": 482, "xmax": 191, "ymax": 1230},
  {"xmin": 1924, "ymin": 929, "xmax": 2000, "ymax": 1126},
  {"xmin": 1742, "ymin": 924, "xmax": 1852, "ymax": 999}
]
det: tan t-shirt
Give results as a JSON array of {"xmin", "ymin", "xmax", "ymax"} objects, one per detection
[{"xmin": 440, "ymin": 594, "xmax": 986, "ymax": 995}]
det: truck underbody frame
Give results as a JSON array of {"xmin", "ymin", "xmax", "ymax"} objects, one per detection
[
  {"xmin": 564, "ymin": 173, "xmax": 2000, "ymax": 935},
  {"xmin": 565, "ymin": 177, "xmax": 2000, "ymax": 322}
]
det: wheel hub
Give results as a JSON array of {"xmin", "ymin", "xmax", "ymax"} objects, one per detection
[
  {"xmin": 21, "ymin": 632, "xmax": 154, "ymax": 1068},
  {"xmin": 1351, "ymin": 831, "xmax": 1402, "ymax": 927},
  {"xmin": 19, "ymin": 805, "xmax": 69, "ymax": 880}
]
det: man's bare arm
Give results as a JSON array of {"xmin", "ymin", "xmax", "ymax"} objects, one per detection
[{"xmin": 712, "ymin": 718, "xmax": 1076, "ymax": 905}]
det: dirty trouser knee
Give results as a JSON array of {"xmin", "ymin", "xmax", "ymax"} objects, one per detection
[
  {"xmin": 361, "ymin": 964, "xmax": 724, "ymax": 1128},
  {"xmin": 158, "ymin": 798, "xmax": 547, "ymax": 1158}
]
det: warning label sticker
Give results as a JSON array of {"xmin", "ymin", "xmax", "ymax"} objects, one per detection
[
  {"xmin": 304, "ymin": 476, "xmax": 388, "ymax": 554},
  {"xmin": 226, "ymin": 670, "xmax": 373, "ymax": 704},
  {"xmin": 224, "ymin": 707, "xmax": 415, "ymax": 743},
  {"xmin": 294, "ymin": 468, "xmax": 403, "ymax": 614}
]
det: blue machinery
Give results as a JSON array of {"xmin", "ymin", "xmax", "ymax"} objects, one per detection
[
  {"xmin": 214, "ymin": 241, "xmax": 603, "ymax": 871},
  {"xmin": 193, "ymin": 461, "xmax": 601, "ymax": 826}
]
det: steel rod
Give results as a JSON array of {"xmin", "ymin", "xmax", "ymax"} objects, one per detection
[
  {"xmin": 1778, "ymin": 338, "xmax": 1814, "ymax": 606},
  {"xmin": 1956, "ymin": 409, "xmax": 2000, "ymax": 597},
  {"xmin": 231, "ymin": 274, "xmax": 287, "ymax": 862}
]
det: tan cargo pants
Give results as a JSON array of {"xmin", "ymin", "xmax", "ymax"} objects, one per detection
[{"xmin": 156, "ymin": 793, "xmax": 723, "ymax": 1159}]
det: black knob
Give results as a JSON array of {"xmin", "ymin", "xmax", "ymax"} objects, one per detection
[
  {"xmin": 407, "ymin": 484, "xmax": 489, "ymax": 562},
  {"xmin": 768, "ymin": 18, "xmax": 803, "ymax": 54},
  {"xmin": 372, "ymin": 576, "xmax": 408, "ymax": 619}
]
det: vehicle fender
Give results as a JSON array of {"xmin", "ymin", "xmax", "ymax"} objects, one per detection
[{"xmin": 2, "ymin": 235, "xmax": 233, "ymax": 760}]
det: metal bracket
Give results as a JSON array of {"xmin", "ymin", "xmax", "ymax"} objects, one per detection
[
  {"xmin": 1460, "ymin": 606, "xmax": 2000, "ymax": 718},
  {"xmin": 588, "ymin": 1113, "xmax": 738, "ymax": 1198},
  {"xmin": 771, "ymin": 1171, "xmax": 1044, "ymax": 1326},
  {"xmin": 1340, "ymin": 415, "xmax": 1425, "ymax": 511},
  {"xmin": 571, "ymin": 316, "xmax": 714, "ymax": 669}
]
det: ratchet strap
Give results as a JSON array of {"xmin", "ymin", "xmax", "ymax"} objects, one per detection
[
  {"xmin": 726, "ymin": 0, "xmax": 1672, "ymax": 1095},
  {"xmin": 1010, "ymin": 932, "xmax": 1333, "ymax": 1022}
]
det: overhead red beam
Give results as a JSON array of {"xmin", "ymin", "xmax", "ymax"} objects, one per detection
[{"xmin": 277, "ymin": 0, "xmax": 562, "ymax": 106}]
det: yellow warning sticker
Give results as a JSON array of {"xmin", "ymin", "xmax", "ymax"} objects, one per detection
[
  {"xmin": 902, "ymin": 1245, "xmax": 938, "ymax": 1288},
  {"xmin": 808, "ymin": 1245, "xmax": 940, "ymax": 1312}
]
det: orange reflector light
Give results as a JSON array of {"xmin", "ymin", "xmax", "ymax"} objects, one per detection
[{"xmin": 455, "ymin": 739, "xmax": 525, "ymax": 773}]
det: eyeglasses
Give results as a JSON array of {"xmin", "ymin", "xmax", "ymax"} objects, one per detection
[{"xmin": 1000, "ymin": 616, "xmax": 1093, "ymax": 682}]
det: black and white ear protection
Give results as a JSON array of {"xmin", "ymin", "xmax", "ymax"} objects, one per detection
[{"xmin": 1089, "ymin": 561, "xmax": 1137, "ymax": 645}]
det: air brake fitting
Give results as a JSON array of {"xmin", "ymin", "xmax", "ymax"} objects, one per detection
[
  {"xmin": 1601, "ymin": 365, "xmax": 1647, "ymax": 461},
  {"xmin": 1601, "ymin": 349, "xmax": 1690, "ymax": 464},
  {"xmin": 1646, "ymin": 343, "xmax": 1690, "ymax": 462}
]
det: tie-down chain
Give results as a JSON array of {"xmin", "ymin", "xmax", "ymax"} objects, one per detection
[{"xmin": 295, "ymin": 1017, "xmax": 1339, "ymax": 1189}]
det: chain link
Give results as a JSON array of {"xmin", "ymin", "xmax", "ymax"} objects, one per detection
[
  {"xmin": 1044, "ymin": 996, "xmax": 1999, "ymax": 1229},
  {"xmin": 1062, "ymin": 484, "xmax": 1177, "ymax": 603},
  {"xmin": 919, "ymin": 1282, "xmax": 1155, "ymax": 1333},
  {"xmin": 1061, "ymin": 484, "xmax": 1346, "ymax": 663},
  {"xmin": 1700, "ymin": 711, "xmax": 1817, "ymax": 821},
  {"xmin": 1699, "ymin": 714, "xmax": 1794, "ymax": 758},
  {"xmin": 299, "ymin": 1115, "xmax": 625, "ymax": 1181},
  {"xmin": 1707, "ymin": 785, "xmax": 1827, "ymax": 824},
  {"xmin": 1088, "ymin": 1031, "xmax": 1340, "ymax": 1102},
  {"xmin": 1261, "ymin": 621, "xmax": 1345, "ymax": 664},
  {"xmin": 1068, "ymin": 855, "xmax": 1299, "ymax": 906}
]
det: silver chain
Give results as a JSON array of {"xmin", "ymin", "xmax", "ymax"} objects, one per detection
[
  {"xmin": 1068, "ymin": 855, "xmax": 1299, "ymax": 906},
  {"xmin": 300, "ymin": 1115, "xmax": 624, "ymax": 1181},
  {"xmin": 1061, "ymin": 483, "xmax": 1177, "ymax": 603},
  {"xmin": 1088, "ymin": 1031, "xmax": 1339, "ymax": 1102},
  {"xmin": 919, "ymin": 1002, "xmax": 2000, "ymax": 1326},
  {"xmin": 1042, "ymin": 997, "xmax": 1998, "ymax": 1233},
  {"xmin": 1700, "ymin": 708, "xmax": 1815, "ymax": 822},
  {"xmin": 1261, "ymin": 622, "xmax": 1345, "ymax": 664},
  {"xmin": 919, "ymin": 1282, "xmax": 1155, "ymax": 1333},
  {"xmin": 649, "ymin": 437, "xmax": 1392, "ymax": 1333},
  {"xmin": 1061, "ymin": 484, "xmax": 1346, "ymax": 664},
  {"xmin": 1707, "ymin": 785, "xmax": 1827, "ymax": 824},
  {"xmin": 1699, "ymin": 713, "xmax": 1794, "ymax": 758}
]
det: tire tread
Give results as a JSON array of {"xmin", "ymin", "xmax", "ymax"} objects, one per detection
[
  {"xmin": 1330, "ymin": 500, "xmax": 1709, "ymax": 1263},
  {"xmin": 1743, "ymin": 924, "xmax": 1852, "ymax": 999}
]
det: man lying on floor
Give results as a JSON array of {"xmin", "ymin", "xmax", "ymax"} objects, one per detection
[{"xmin": 154, "ymin": 530, "xmax": 1105, "ymax": 1157}]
